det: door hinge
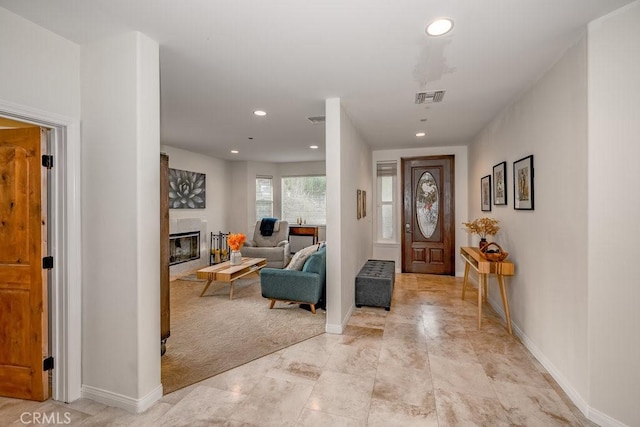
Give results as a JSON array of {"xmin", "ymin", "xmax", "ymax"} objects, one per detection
[
  {"xmin": 42, "ymin": 155, "xmax": 54, "ymax": 169},
  {"xmin": 42, "ymin": 256, "xmax": 54, "ymax": 270},
  {"xmin": 43, "ymin": 356, "xmax": 54, "ymax": 371}
]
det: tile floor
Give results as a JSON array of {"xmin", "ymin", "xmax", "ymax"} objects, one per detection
[{"xmin": 0, "ymin": 273, "xmax": 595, "ymax": 426}]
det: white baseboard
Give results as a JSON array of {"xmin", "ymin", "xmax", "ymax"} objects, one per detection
[
  {"xmin": 325, "ymin": 323, "xmax": 343, "ymax": 334},
  {"xmin": 487, "ymin": 297, "xmax": 590, "ymax": 415},
  {"xmin": 588, "ymin": 406, "xmax": 629, "ymax": 427},
  {"xmin": 325, "ymin": 304, "xmax": 354, "ymax": 334},
  {"xmin": 486, "ymin": 297, "xmax": 627, "ymax": 427},
  {"xmin": 81, "ymin": 384, "xmax": 163, "ymax": 414}
]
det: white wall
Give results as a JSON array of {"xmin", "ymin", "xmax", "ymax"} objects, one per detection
[
  {"xmin": 325, "ymin": 98, "xmax": 373, "ymax": 333},
  {"xmin": 372, "ymin": 147, "xmax": 468, "ymax": 275},
  {"xmin": 135, "ymin": 33, "xmax": 161, "ymax": 409},
  {"xmin": 81, "ymin": 31, "xmax": 161, "ymax": 412},
  {"xmin": 588, "ymin": 3, "xmax": 640, "ymax": 426},
  {"xmin": 470, "ymin": 36, "xmax": 591, "ymax": 416},
  {"xmin": 0, "ymin": 8, "xmax": 80, "ymax": 118},
  {"xmin": 228, "ymin": 161, "xmax": 249, "ymax": 234},
  {"xmin": 0, "ymin": 6, "xmax": 83, "ymax": 403}
]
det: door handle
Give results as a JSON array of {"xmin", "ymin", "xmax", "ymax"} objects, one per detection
[{"xmin": 405, "ymin": 223, "xmax": 411, "ymax": 233}]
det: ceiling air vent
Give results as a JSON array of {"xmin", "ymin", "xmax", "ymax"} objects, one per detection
[
  {"xmin": 307, "ymin": 115, "xmax": 326, "ymax": 124},
  {"xmin": 414, "ymin": 90, "xmax": 446, "ymax": 104}
]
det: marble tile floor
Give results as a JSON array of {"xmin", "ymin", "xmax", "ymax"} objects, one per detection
[{"xmin": 0, "ymin": 273, "xmax": 596, "ymax": 426}]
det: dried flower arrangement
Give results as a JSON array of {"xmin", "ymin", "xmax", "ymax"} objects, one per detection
[
  {"xmin": 462, "ymin": 217, "xmax": 500, "ymax": 239},
  {"xmin": 227, "ymin": 233, "xmax": 246, "ymax": 252}
]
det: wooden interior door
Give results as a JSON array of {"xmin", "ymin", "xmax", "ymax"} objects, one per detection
[
  {"xmin": 402, "ymin": 155, "xmax": 455, "ymax": 275},
  {"xmin": 0, "ymin": 127, "xmax": 49, "ymax": 400}
]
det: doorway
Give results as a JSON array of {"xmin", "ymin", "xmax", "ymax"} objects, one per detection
[
  {"xmin": 0, "ymin": 104, "xmax": 82, "ymax": 404},
  {"xmin": 401, "ymin": 155, "xmax": 455, "ymax": 275}
]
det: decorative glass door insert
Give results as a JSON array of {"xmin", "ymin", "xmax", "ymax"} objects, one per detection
[{"xmin": 416, "ymin": 172, "xmax": 439, "ymax": 238}]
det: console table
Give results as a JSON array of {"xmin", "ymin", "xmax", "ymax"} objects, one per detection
[
  {"xmin": 460, "ymin": 246, "xmax": 515, "ymax": 334},
  {"xmin": 289, "ymin": 225, "xmax": 319, "ymax": 253}
]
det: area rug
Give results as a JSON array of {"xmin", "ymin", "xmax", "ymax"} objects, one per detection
[{"xmin": 161, "ymin": 275, "xmax": 326, "ymax": 394}]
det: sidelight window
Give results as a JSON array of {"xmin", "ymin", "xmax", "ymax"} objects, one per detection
[{"xmin": 376, "ymin": 161, "xmax": 397, "ymax": 243}]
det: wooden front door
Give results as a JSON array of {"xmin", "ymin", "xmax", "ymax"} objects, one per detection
[
  {"xmin": 0, "ymin": 127, "xmax": 49, "ymax": 401},
  {"xmin": 402, "ymin": 155, "xmax": 455, "ymax": 275}
]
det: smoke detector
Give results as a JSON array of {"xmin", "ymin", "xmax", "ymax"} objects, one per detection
[{"xmin": 415, "ymin": 90, "xmax": 446, "ymax": 104}]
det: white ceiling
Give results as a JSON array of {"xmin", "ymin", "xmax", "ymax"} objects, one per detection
[{"xmin": 0, "ymin": 0, "xmax": 632, "ymax": 162}]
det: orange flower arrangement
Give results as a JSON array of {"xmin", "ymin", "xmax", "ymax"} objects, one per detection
[{"xmin": 227, "ymin": 233, "xmax": 246, "ymax": 252}]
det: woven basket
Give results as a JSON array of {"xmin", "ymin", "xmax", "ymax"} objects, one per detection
[{"xmin": 480, "ymin": 242, "xmax": 508, "ymax": 262}]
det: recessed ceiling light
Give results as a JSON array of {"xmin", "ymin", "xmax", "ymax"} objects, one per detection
[
  {"xmin": 253, "ymin": 110, "xmax": 267, "ymax": 116},
  {"xmin": 416, "ymin": 132, "xmax": 426, "ymax": 137},
  {"xmin": 310, "ymin": 145, "xmax": 319, "ymax": 149},
  {"xmin": 426, "ymin": 18, "xmax": 454, "ymax": 36},
  {"xmin": 231, "ymin": 150, "xmax": 239, "ymax": 154}
]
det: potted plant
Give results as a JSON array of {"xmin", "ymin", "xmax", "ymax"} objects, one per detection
[{"xmin": 463, "ymin": 217, "xmax": 500, "ymax": 249}]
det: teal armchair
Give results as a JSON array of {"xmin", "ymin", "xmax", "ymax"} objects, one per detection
[{"xmin": 260, "ymin": 247, "xmax": 326, "ymax": 314}]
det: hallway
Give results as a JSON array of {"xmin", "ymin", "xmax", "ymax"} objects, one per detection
[{"xmin": 0, "ymin": 273, "xmax": 592, "ymax": 426}]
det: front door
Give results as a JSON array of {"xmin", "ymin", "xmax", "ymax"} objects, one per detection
[
  {"xmin": 0, "ymin": 126, "xmax": 49, "ymax": 401},
  {"xmin": 402, "ymin": 155, "xmax": 455, "ymax": 275}
]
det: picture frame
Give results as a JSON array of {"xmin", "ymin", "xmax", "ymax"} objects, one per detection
[
  {"xmin": 513, "ymin": 155, "xmax": 534, "ymax": 210},
  {"xmin": 362, "ymin": 190, "xmax": 367, "ymax": 218},
  {"xmin": 481, "ymin": 175, "xmax": 492, "ymax": 212},
  {"xmin": 168, "ymin": 168, "xmax": 206, "ymax": 209},
  {"xmin": 493, "ymin": 161, "xmax": 507, "ymax": 206},
  {"xmin": 357, "ymin": 189, "xmax": 362, "ymax": 219}
]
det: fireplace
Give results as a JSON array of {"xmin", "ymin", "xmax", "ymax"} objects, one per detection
[{"xmin": 169, "ymin": 231, "xmax": 201, "ymax": 266}]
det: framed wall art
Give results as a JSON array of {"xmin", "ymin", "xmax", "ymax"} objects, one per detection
[
  {"xmin": 481, "ymin": 175, "xmax": 492, "ymax": 212},
  {"xmin": 362, "ymin": 190, "xmax": 367, "ymax": 218},
  {"xmin": 168, "ymin": 168, "xmax": 206, "ymax": 209},
  {"xmin": 513, "ymin": 155, "xmax": 534, "ymax": 210},
  {"xmin": 493, "ymin": 161, "xmax": 507, "ymax": 206}
]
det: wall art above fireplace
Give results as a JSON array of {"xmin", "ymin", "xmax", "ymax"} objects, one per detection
[{"xmin": 168, "ymin": 168, "xmax": 206, "ymax": 209}]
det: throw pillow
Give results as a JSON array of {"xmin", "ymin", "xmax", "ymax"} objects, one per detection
[{"xmin": 285, "ymin": 244, "xmax": 319, "ymax": 271}]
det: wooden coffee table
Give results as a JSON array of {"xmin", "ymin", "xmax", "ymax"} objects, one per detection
[{"xmin": 197, "ymin": 257, "xmax": 267, "ymax": 299}]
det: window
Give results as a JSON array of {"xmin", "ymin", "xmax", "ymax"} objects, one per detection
[
  {"xmin": 377, "ymin": 162, "xmax": 397, "ymax": 242},
  {"xmin": 255, "ymin": 176, "xmax": 273, "ymax": 221},
  {"xmin": 281, "ymin": 176, "xmax": 326, "ymax": 225}
]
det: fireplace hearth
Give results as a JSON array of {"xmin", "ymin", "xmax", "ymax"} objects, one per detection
[{"xmin": 169, "ymin": 231, "xmax": 200, "ymax": 266}]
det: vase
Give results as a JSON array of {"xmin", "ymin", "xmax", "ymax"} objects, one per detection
[
  {"xmin": 230, "ymin": 250, "xmax": 242, "ymax": 265},
  {"xmin": 479, "ymin": 238, "xmax": 488, "ymax": 250}
]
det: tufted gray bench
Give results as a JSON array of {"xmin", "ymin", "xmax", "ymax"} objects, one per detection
[{"xmin": 355, "ymin": 260, "xmax": 395, "ymax": 311}]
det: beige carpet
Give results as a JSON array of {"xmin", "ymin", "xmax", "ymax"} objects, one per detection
[{"xmin": 161, "ymin": 274, "xmax": 326, "ymax": 394}]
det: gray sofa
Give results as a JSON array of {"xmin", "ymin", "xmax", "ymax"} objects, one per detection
[
  {"xmin": 260, "ymin": 246, "xmax": 326, "ymax": 314},
  {"xmin": 241, "ymin": 220, "xmax": 291, "ymax": 268}
]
